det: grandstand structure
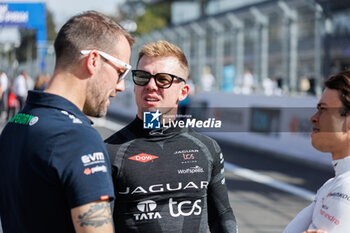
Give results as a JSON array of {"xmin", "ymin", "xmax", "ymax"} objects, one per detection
[
  {"xmin": 0, "ymin": 0, "xmax": 349, "ymax": 97},
  {"xmin": 129, "ymin": 0, "xmax": 350, "ymax": 96}
]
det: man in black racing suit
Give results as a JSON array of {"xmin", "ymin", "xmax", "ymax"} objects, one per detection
[{"xmin": 105, "ymin": 40, "xmax": 237, "ymax": 233}]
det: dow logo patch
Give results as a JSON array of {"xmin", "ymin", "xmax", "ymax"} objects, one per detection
[
  {"xmin": 143, "ymin": 110, "xmax": 161, "ymax": 129},
  {"xmin": 128, "ymin": 153, "xmax": 159, "ymax": 163}
]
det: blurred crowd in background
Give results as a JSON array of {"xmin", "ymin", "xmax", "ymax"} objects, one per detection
[{"xmin": 0, "ymin": 70, "xmax": 50, "ymax": 121}]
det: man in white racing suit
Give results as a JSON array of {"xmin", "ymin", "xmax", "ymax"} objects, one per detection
[{"xmin": 283, "ymin": 70, "xmax": 350, "ymax": 233}]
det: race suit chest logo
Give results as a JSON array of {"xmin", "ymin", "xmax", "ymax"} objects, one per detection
[
  {"xmin": 174, "ymin": 149, "xmax": 199, "ymax": 164},
  {"xmin": 119, "ymin": 181, "xmax": 209, "ymax": 195},
  {"xmin": 133, "ymin": 199, "xmax": 202, "ymax": 221},
  {"xmin": 178, "ymin": 165, "xmax": 204, "ymax": 174},
  {"xmin": 183, "ymin": 154, "xmax": 195, "ymax": 160},
  {"xmin": 128, "ymin": 153, "xmax": 159, "ymax": 163},
  {"xmin": 319, "ymin": 208, "xmax": 340, "ymax": 226},
  {"xmin": 327, "ymin": 192, "xmax": 350, "ymax": 202},
  {"xmin": 134, "ymin": 200, "xmax": 162, "ymax": 221},
  {"xmin": 169, "ymin": 198, "xmax": 202, "ymax": 217},
  {"xmin": 143, "ymin": 110, "xmax": 161, "ymax": 129}
]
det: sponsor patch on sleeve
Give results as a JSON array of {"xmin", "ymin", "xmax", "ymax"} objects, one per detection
[
  {"xmin": 220, "ymin": 153, "xmax": 224, "ymax": 164},
  {"xmin": 100, "ymin": 195, "xmax": 109, "ymax": 201},
  {"xmin": 81, "ymin": 152, "xmax": 106, "ymax": 166},
  {"xmin": 221, "ymin": 178, "xmax": 226, "ymax": 185}
]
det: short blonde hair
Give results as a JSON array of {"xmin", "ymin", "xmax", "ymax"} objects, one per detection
[{"xmin": 137, "ymin": 40, "xmax": 189, "ymax": 79}]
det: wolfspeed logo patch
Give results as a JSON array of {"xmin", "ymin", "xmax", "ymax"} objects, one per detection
[{"xmin": 178, "ymin": 166, "xmax": 204, "ymax": 174}]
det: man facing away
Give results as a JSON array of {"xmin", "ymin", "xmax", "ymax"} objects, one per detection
[
  {"xmin": 105, "ymin": 40, "xmax": 237, "ymax": 233},
  {"xmin": 0, "ymin": 11, "xmax": 134, "ymax": 233},
  {"xmin": 283, "ymin": 70, "xmax": 350, "ymax": 233}
]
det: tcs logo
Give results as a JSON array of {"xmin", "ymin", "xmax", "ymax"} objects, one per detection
[
  {"xmin": 169, "ymin": 198, "xmax": 202, "ymax": 217},
  {"xmin": 183, "ymin": 154, "xmax": 194, "ymax": 160}
]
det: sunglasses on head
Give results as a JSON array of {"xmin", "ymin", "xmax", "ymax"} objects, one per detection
[{"xmin": 132, "ymin": 70, "xmax": 186, "ymax": 89}]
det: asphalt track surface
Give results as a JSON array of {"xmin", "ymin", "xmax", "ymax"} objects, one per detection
[{"xmin": 0, "ymin": 117, "xmax": 334, "ymax": 233}]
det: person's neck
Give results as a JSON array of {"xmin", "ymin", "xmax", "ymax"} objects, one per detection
[
  {"xmin": 45, "ymin": 70, "xmax": 87, "ymax": 111},
  {"xmin": 332, "ymin": 153, "xmax": 350, "ymax": 161}
]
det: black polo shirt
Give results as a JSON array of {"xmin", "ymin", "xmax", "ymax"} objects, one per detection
[{"xmin": 0, "ymin": 91, "xmax": 114, "ymax": 233}]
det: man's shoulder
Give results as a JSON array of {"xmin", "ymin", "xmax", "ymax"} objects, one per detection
[
  {"xmin": 186, "ymin": 129, "xmax": 221, "ymax": 152},
  {"xmin": 40, "ymin": 107, "xmax": 90, "ymax": 126},
  {"xmin": 335, "ymin": 172, "xmax": 350, "ymax": 188},
  {"xmin": 319, "ymin": 173, "xmax": 350, "ymax": 195},
  {"xmin": 105, "ymin": 122, "xmax": 136, "ymax": 145},
  {"xmin": 187, "ymin": 129, "xmax": 219, "ymax": 144},
  {"xmin": 24, "ymin": 106, "xmax": 99, "ymax": 142}
]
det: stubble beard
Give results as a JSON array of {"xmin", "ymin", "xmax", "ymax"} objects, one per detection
[
  {"xmin": 83, "ymin": 101, "xmax": 107, "ymax": 118},
  {"xmin": 83, "ymin": 82, "xmax": 107, "ymax": 118}
]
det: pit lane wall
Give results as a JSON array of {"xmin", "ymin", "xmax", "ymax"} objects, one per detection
[{"xmin": 108, "ymin": 87, "xmax": 332, "ymax": 169}]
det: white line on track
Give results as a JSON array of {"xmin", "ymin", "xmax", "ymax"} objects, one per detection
[
  {"xmin": 96, "ymin": 117, "xmax": 316, "ymax": 201},
  {"xmin": 225, "ymin": 162, "xmax": 315, "ymax": 201}
]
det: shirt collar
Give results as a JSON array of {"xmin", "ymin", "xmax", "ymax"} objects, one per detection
[
  {"xmin": 332, "ymin": 156, "xmax": 350, "ymax": 176},
  {"xmin": 26, "ymin": 90, "xmax": 93, "ymax": 125}
]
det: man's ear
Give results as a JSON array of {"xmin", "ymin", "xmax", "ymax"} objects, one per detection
[
  {"xmin": 85, "ymin": 50, "xmax": 99, "ymax": 76},
  {"xmin": 178, "ymin": 84, "xmax": 190, "ymax": 101}
]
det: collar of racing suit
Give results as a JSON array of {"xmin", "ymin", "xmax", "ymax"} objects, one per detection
[{"xmin": 332, "ymin": 156, "xmax": 350, "ymax": 177}]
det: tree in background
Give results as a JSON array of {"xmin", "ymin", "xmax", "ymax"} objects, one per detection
[
  {"xmin": 119, "ymin": 0, "xmax": 212, "ymax": 36},
  {"xmin": 134, "ymin": 2, "xmax": 170, "ymax": 35},
  {"xmin": 46, "ymin": 8, "xmax": 57, "ymax": 41},
  {"xmin": 117, "ymin": 1, "xmax": 171, "ymax": 36}
]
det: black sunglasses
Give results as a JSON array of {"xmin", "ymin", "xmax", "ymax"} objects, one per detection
[{"xmin": 132, "ymin": 70, "xmax": 186, "ymax": 89}]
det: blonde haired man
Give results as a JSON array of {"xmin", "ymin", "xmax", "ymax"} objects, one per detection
[{"xmin": 106, "ymin": 40, "xmax": 237, "ymax": 233}]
